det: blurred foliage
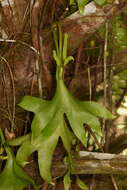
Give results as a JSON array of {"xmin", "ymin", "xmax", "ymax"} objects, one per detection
[
  {"xmin": 112, "ymin": 75, "xmax": 126, "ymax": 96},
  {"xmin": 114, "ymin": 15, "xmax": 127, "ymax": 51}
]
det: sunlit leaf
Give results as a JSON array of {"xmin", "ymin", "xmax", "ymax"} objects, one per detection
[
  {"xmin": 64, "ymin": 171, "xmax": 71, "ymax": 190},
  {"xmin": 77, "ymin": 176, "xmax": 89, "ymax": 190},
  {"xmin": 77, "ymin": 0, "xmax": 89, "ymax": 14},
  {"xmin": 64, "ymin": 56, "xmax": 74, "ymax": 65},
  {"xmin": 70, "ymin": 0, "xmax": 75, "ymax": 5},
  {"xmin": 94, "ymin": 0, "xmax": 107, "ymax": 6},
  {"xmin": 80, "ymin": 101, "xmax": 114, "ymax": 119}
]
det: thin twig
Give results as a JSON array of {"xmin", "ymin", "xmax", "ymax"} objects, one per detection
[
  {"xmin": 22, "ymin": 1, "xmax": 29, "ymax": 24},
  {"xmin": 0, "ymin": 39, "xmax": 39, "ymax": 55},
  {"xmin": 87, "ymin": 66, "xmax": 92, "ymax": 101},
  {"xmin": 85, "ymin": 125, "xmax": 103, "ymax": 152},
  {"xmin": 1, "ymin": 72, "xmax": 12, "ymax": 122},
  {"xmin": 111, "ymin": 175, "xmax": 120, "ymax": 190},
  {"xmin": 104, "ymin": 19, "xmax": 115, "ymax": 152},
  {"xmin": 92, "ymin": 46, "xmax": 103, "ymax": 99},
  {"xmin": 74, "ymin": 43, "xmax": 83, "ymax": 76},
  {"xmin": 6, "ymin": 0, "xmax": 16, "ymax": 32},
  {"xmin": 103, "ymin": 22, "xmax": 108, "ymax": 107},
  {"xmin": 0, "ymin": 56, "xmax": 16, "ymax": 131},
  {"xmin": 102, "ymin": 22, "xmax": 108, "ymax": 145}
]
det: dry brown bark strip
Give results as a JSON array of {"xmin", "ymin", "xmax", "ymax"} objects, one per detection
[{"xmin": 52, "ymin": 151, "xmax": 127, "ymax": 177}]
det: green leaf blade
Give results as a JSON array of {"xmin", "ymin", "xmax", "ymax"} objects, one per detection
[
  {"xmin": 94, "ymin": 0, "xmax": 107, "ymax": 6},
  {"xmin": 8, "ymin": 134, "xmax": 30, "ymax": 146},
  {"xmin": 16, "ymin": 139, "xmax": 36, "ymax": 166},
  {"xmin": 80, "ymin": 101, "xmax": 115, "ymax": 119},
  {"xmin": 64, "ymin": 56, "xmax": 74, "ymax": 65},
  {"xmin": 77, "ymin": 176, "xmax": 89, "ymax": 190},
  {"xmin": 64, "ymin": 172, "xmax": 71, "ymax": 190},
  {"xmin": 77, "ymin": 0, "xmax": 89, "ymax": 14},
  {"xmin": 60, "ymin": 118, "xmax": 74, "ymax": 156},
  {"xmin": 0, "ymin": 147, "xmax": 38, "ymax": 190},
  {"xmin": 38, "ymin": 130, "xmax": 59, "ymax": 183},
  {"xmin": 18, "ymin": 96, "xmax": 48, "ymax": 113},
  {"xmin": 67, "ymin": 112, "xmax": 87, "ymax": 146}
]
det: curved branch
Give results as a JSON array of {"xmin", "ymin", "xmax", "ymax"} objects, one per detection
[{"xmin": 52, "ymin": 151, "xmax": 127, "ymax": 177}]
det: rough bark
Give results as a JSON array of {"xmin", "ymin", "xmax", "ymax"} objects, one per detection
[{"xmin": 52, "ymin": 151, "xmax": 127, "ymax": 177}]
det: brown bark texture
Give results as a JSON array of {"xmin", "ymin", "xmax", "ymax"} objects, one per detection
[{"xmin": 52, "ymin": 151, "xmax": 127, "ymax": 176}]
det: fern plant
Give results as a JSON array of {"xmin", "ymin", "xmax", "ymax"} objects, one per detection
[
  {"xmin": 16, "ymin": 25, "xmax": 113, "ymax": 182},
  {"xmin": 0, "ymin": 25, "xmax": 114, "ymax": 189}
]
